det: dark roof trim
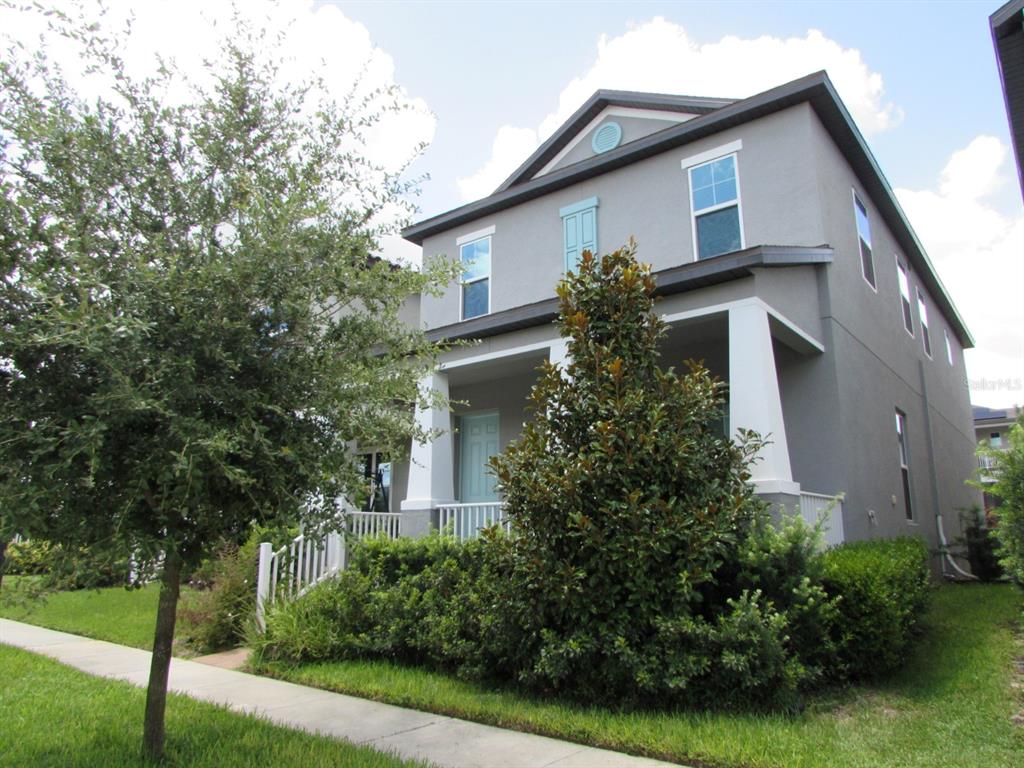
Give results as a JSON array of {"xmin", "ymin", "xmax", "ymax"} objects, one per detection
[
  {"xmin": 425, "ymin": 245, "xmax": 832, "ymax": 344},
  {"xmin": 493, "ymin": 89, "xmax": 735, "ymax": 193},
  {"xmin": 992, "ymin": 0, "xmax": 1024, "ymax": 32},
  {"xmin": 405, "ymin": 72, "xmax": 973, "ymax": 347},
  {"xmin": 990, "ymin": 0, "xmax": 1024, "ymax": 202}
]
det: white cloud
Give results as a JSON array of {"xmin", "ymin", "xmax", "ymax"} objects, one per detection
[
  {"xmin": 457, "ymin": 17, "xmax": 899, "ymax": 202},
  {"xmin": 896, "ymin": 136, "xmax": 1024, "ymax": 408},
  {"xmin": 0, "ymin": 0, "xmax": 435, "ymax": 257}
]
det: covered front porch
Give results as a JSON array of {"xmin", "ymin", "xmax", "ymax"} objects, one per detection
[{"xmin": 396, "ymin": 298, "xmax": 845, "ymax": 544}]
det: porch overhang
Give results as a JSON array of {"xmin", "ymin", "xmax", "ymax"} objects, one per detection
[{"xmin": 424, "ymin": 244, "xmax": 833, "ymax": 344}]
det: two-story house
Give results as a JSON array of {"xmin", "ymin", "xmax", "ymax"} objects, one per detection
[{"xmin": 367, "ymin": 72, "xmax": 981, "ymax": 570}]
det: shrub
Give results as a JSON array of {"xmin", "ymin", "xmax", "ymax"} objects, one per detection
[
  {"xmin": 974, "ymin": 417, "xmax": 1024, "ymax": 587},
  {"xmin": 4, "ymin": 538, "xmax": 129, "ymax": 589},
  {"xmin": 488, "ymin": 244, "xmax": 818, "ymax": 710},
  {"xmin": 5, "ymin": 539, "xmax": 55, "ymax": 576},
  {"xmin": 820, "ymin": 537, "xmax": 931, "ymax": 679},
  {"xmin": 253, "ymin": 532, "xmax": 513, "ymax": 678},
  {"xmin": 958, "ymin": 509, "xmax": 1002, "ymax": 582}
]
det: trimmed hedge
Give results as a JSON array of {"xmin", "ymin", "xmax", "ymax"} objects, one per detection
[
  {"xmin": 255, "ymin": 531, "xmax": 935, "ymax": 707},
  {"xmin": 820, "ymin": 537, "xmax": 931, "ymax": 679}
]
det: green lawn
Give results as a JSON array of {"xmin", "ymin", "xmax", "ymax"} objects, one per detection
[
  {"xmin": 253, "ymin": 584, "xmax": 1024, "ymax": 768},
  {"xmin": 0, "ymin": 577, "xmax": 164, "ymax": 650},
  {"xmin": 0, "ymin": 644, "xmax": 426, "ymax": 768}
]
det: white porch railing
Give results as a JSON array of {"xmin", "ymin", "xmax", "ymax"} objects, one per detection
[
  {"xmin": 255, "ymin": 510, "xmax": 402, "ymax": 630},
  {"xmin": 798, "ymin": 491, "xmax": 845, "ymax": 548},
  {"xmin": 437, "ymin": 502, "xmax": 507, "ymax": 542}
]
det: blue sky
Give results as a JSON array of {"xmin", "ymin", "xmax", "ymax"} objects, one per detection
[{"xmin": 332, "ymin": 0, "xmax": 1017, "ymax": 218}]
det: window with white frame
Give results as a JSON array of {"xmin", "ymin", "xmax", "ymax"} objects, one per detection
[
  {"xmin": 896, "ymin": 257, "xmax": 914, "ymax": 335},
  {"xmin": 689, "ymin": 153, "xmax": 743, "ymax": 260},
  {"xmin": 895, "ymin": 410, "xmax": 914, "ymax": 521},
  {"xmin": 916, "ymin": 289, "xmax": 932, "ymax": 358},
  {"xmin": 944, "ymin": 329, "xmax": 954, "ymax": 366},
  {"xmin": 990, "ymin": 432, "xmax": 1003, "ymax": 448},
  {"xmin": 852, "ymin": 192, "xmax": 876, "ymax": 289},
  {"xmin": 459, "ymin": 234, "xmax": 491, "ymax": 320}
]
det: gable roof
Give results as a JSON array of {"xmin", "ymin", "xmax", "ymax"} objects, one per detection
[
  {"xmin": 403, "ymin": 72, "xmax": 973, "ymax": 348},
  {"xmin": 494, "ymin": 90, "xmax": 734, "ymax": 193}
]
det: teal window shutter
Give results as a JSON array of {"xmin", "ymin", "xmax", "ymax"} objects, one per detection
[{"xmin": 560, "ymin": 197, "xmax": 599, "ymax": 274}]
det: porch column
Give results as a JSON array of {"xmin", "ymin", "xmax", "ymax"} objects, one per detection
[
  {"xmin": 400, "ymin": 371, "xmax": 455, "ymax": 537},
  {"xmin": 549, "ymin": 338, "xmax": 570, "ymax": 369},
  {"xmin": 728, "ymin": 303, "xmax": 800, "ymax": 498}
]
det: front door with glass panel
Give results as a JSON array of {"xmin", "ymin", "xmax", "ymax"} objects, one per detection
[{"xmin": 459, "ymin": 412, "xmax": 499, "ymax": 502}]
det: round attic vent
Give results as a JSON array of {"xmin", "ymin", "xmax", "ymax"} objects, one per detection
[{"xmin": 591, "ymin": 121, "xmax": 622, "ymax": 154}]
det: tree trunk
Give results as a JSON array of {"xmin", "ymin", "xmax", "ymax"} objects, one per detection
[
  {"xmin": 142, "ymin": 550, "xmax": 182, "ymax": 761},
  {"xmin": 0, "ymin": 539, "xmax": 7, "ymax": 591}
]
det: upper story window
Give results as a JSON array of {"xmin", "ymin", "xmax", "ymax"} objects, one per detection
[
  {"xmin": 458, "ymin": 228, "xmax": 492, "ymax": 320},
  {"xmin": 560, "ymin": 197, "xmax": 598, "ymax": 274},
  {"xmin": 852, "ymin": 192, "xmax": 876, "ymax": 289},
  {"xmin": 990, "ymin": 432, "xmax": 1003, "ymax": 448},
  {"xmin": 896, "ymin": 257, "xmax": 914, "ymax": 336},
  {"xmin": 916, "ymin": 289, "xmax": 932, "ymax": 358},
  {"xmin": 895, "ymin": 409, "xmax": 914, "ymax": 521},
  {"xmin": 683, "ymin": 141, "xmax": 744, "ymax": 260},
  {"xmin": 944, "ymin": 329, "xmax": 954, "ymax": 366}
]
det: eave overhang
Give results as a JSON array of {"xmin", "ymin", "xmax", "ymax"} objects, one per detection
[{"xmin": 405, "ymin": 72, "xmax": 973, "ymax": 348}]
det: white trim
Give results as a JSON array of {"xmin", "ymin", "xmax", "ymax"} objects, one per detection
[
  {"xmin": 456, "ymin": 225, "xmax": 495, "ymax": 246},
  {"xmin": 851, "ymin": 188, "xmax": 878, "ymax": 293},
  {"xmin": 687, "ymin": 151, "xmax": 745, "ymax": 262},
  {"xmin": 679, "ymin": 139, "xmax": 743, "ymax": 171},
  {"xmin": 662, "ymin": 297, "xmax": 825, "ymax": 353},
  {"xmin": 441, "ymin": 339, "xmax": 557, "ymax": 371},
  {"xmin": 534, "ymin": 106, "xmax": 697, "ymax": 178}
]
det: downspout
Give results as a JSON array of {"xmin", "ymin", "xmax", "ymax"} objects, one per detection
[{"xmin": 918, "ymin": 360, "xmax": 976, "ymax": 579}]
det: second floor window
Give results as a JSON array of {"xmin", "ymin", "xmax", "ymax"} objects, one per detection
[
  {"xmin": 853, "ymin": 192, "xmax": 876, "ymax": 289},
  {"xmin": 896, "ymin": 257, "xmax": 914, "ymax": 336},
  {"xmin": 689, "ymin": 153, "xmax": 743, "ymax": 260},
  {"xmin": 917, "ymin": 289, "xmax": 932, "ymax": 358},
  {"xmin": 895, "ymin": 410, "xmax": 914, "ymax": 521},
  {"xmin": 460, "ymin": 235, "xmax": 491, "ymax": 320},
  {"xmin": 560, "ymin": 197, "xmax": 598, "ymax": 274},
  {"xmin": 944, "ymin": 329, "xmax": 955, "ymax": 366}
]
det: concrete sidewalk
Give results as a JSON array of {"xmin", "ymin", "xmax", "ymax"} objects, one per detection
[{"xmin": 0, "ymin": 619, "xmax": 681, "ymax": 768}]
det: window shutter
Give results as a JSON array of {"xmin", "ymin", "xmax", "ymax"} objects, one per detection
[
  {"xmin": 564, "ymin": 212, "xmax": 580, "ymax": 273},
  {"xmin": 579, "ymin": 207, "xmax": 596, "ymax": 260}
]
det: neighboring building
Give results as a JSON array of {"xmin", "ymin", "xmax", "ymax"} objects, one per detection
[
  {"xmin": 367, "ymin": 72, "xmax": 980, "ymax": 571},
  {"xmin": 991, "ymin": 0, "xmax": 1024, "ymax": 201},
  {"xmin": 973, "ymin": 404, "xmax": 1021, "ymax": 512}
]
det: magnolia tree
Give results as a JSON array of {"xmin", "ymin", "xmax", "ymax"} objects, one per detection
[
  {"xmin": 976, "ymin": 415, "xmax": 1024, "ymax": 587},
  {"xmin": 0, "ymin": 7, "xmax": 452, "ymax": 759}
]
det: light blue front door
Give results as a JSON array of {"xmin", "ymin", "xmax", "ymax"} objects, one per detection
[{"xmin": 459, "ymin": 412, "xmax": 499, "ymax": 502}]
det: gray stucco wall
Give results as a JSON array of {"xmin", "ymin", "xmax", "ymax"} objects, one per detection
[
  {"xmin": 807, "ymin": 111, "xmax": 980, "ymax": 559},
  {"xmin": 543, "ymin": 114, "xmax": 693, "ymax": 176},
  {"xmin": 400, "ymin": 100, "xmax": 979, "ymax": 566},
  {"xmin": 419, "ymin": 103, "xmax": 827, "ymax": 331}
]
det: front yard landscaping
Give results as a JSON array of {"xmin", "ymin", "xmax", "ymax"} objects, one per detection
[
  {"xmin": 0, "ymin": 577, "xmax": 163, "ymax": 650},
  {"xmin": 3, "ymin": 573, "xmax": 1021, "ymax": 766},
  {"xmin": 0, "ymin": 644, "xmax": 427, "ymax": 768},
  {"xmin": 254, "ymin": 583, "xmax": 1021, "ymax": 768}
]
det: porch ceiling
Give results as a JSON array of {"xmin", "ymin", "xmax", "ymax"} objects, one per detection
[{"xmin": 442, "ymin": 348, "xmax": 548, "ymax": 387}]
